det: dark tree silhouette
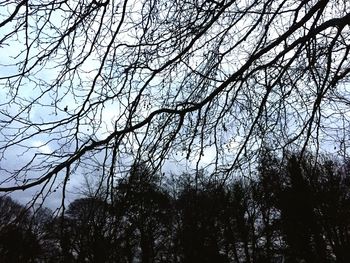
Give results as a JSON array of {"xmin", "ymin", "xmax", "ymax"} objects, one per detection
[
  {"xmin": 0, "ymin": 195, "xmax": 28, "ymax": 227},
  {"xmin": 308, "ymin": 158, "xmax": 350, "ymax": 262},
  {"xmin": 112, "ymin": 163, "xmax": 172, "ymax": 263},
  {"xmin": 253, "ymin": 149, "xmax": 283, "ymax": 261},
  {"xmin": 277, "ymin": 156, "xmax": 327, "ymax": 262},
  {"xmin": 63, "ymin": 197, "xmax": 113, "ymax": 262},
  {"xmin": 0, "ymin": 196, "xmax": 42, "ymax": 263},
  {"xmin": 255, "ymin": 151, "xmax": 350, "ymax": 262},
  {"xmin": 1, "ymin": 150, "xmax": 350, "ymax": 262},
  {"xmin": 175, "ymin": 181, "xmax": 229, "ymax": 262},
  {"xmin": 0, "ymin": 224, "xmax": 42, "ymax": 263}
]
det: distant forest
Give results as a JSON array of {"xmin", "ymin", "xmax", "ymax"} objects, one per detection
[{"xmin": 1, "ymin": 150, "xmax": 350, "ymax": 263}]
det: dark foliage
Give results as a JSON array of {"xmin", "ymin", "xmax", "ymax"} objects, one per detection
[{"xmin": 2, "ymin": 153, "xmax": 350, "ymax": 262}]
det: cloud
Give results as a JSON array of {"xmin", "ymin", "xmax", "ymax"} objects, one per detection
[{"xmin": 32, "ymin": 141, "xmax": 52, "ymax": 154}]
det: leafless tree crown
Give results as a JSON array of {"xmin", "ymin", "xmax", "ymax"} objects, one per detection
[{"xmin": 0, "ymin": 0, "xmax": 349, "ymax": 198}]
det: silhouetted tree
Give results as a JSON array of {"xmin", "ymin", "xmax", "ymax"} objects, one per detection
[
  {"xmin": 310, "ymin": 158, "xmax": 350, "ymax": 262},
  {"xmin": 255, "ymin": 151, "xmax": 350, "ymax": 262},
  {"xmin": 3, "ymin": 150, "xmax": 350, "ymax": 262},
  {"xmin": 172, "ymin": 172, "xmax": 233, "ymax": 263},
  {"xmin": 253, "ymin": 149, "xmax": 284, "ymax": 260},
  {"xmin": 0, "ymin": 196, "xmax": 42, "ymax": 262},
  {"xmin": 64, "ymin": 197, "xmax": 113, "ymax": 262},
  {"xmin": 0, "ymin": 196, "xmax": 29, "ymax": 227},
  {"xmin": 29, "ymin": 206, "xmax": 60, "ymax": 262},
  {"xmin": 0, "ymin": 224, "xmax": 42, "ymax": 263},
  {"xmin": 113, "ymin": 163, "xmax": 172, "ymax": 263}
]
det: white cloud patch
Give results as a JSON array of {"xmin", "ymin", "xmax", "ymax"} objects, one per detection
[{"xmin": 32, "ymin": 141, "xmax": 52, "ymax": 154}]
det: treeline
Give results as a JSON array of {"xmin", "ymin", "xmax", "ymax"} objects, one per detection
[{"xmin": 1, "ymin": 152, "xmax": 350, "ymax": 262}]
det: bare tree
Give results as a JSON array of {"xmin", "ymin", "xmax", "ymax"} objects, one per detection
[{"xmin": 0, "ymin": 0, "xmax": 349, "ymax": 204}]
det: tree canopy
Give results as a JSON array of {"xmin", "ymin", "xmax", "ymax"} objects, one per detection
[
  {"xmin": 0, "ymin": 1, "xmax": 350, "ymax": 201},
  {"xmin": 1, "ymin": 154, "xmax": 350, "ymax": 262}
]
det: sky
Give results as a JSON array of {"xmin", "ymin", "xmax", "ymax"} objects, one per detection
[{"xmin": 1, "ymin": 0, "xmax": 350, "ymax": 209}]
